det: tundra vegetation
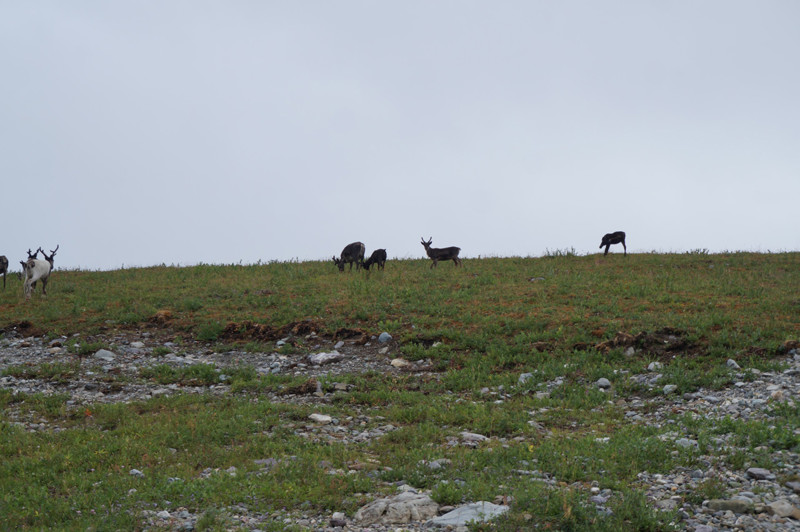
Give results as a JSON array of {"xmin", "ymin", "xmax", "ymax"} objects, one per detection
[{"xmin": 0, "ymin": 252, "xmax": 799, "ymax": 530}]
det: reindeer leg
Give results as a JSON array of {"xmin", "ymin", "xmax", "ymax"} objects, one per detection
[
  {"xmin": 623, "ymin": 241, "xmax": 627, "ymax": 256},
  {"xmin": 604, "ymin": 245, "xmax": 610, "ymax": 256},
  {"xmin": 42, "ymin": 278, "xmax": 48, "ymax": 296}
]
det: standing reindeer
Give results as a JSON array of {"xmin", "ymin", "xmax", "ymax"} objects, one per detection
[
  {"xmin": 600, "ymin": 231, "xmax": 626, "ymax": 256},
  {"xmin": 362, "ymin": 249, "xmax": 387, "ymax": 271},
  {"xmin": 420, "ymin": 237, "xmax": 461, "ymax": 268},
  {"xmin": 333, "ymin": 242, "xmax": 365, "ymax": 272},
  {"xmin": 0, "ymin": 255, "xmax": 8, "ymax": 289},
  {"xmin": 23, "ymin": 245, "xmax": 58, "ymax": 299},
  {"xmin": 18, "ymin": 249, "xmax": 39, "ymax": 283}
]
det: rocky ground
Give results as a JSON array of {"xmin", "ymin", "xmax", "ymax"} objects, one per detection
[{"xmin": 2, "ymin": 325, "xmax": 800, "ymax": 531}]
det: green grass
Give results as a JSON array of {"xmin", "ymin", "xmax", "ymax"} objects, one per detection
[{"xmin": 1, "ymin": 252, "xmax": 799, "ymax": 530}]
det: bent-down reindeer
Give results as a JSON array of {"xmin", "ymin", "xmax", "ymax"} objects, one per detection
[
  {"xmin": 333, "ymin": 242, "xmax": 365, "ymax": 272},
  {"xmin": 23, "ymin": 245, "xmax": 58, "ymax": 299},
  {"xmin": 363, "ymin": 249, "xmax": 387, "ymax": 271},
  {"xmin": 421, "ymin": 237, "xmax": 461, "ymax": 268},
  {"xmin": 600, "ymin": 231, "xmax": 626, "ymax": 256},
  {"xmin": 0, "ymin": 255, "xmax": 8, "ymax": 289}
]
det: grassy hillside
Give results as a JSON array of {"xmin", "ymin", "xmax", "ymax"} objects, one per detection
[
  {"xmin": 1, "ymin": 252, "xmax": 799, "ymax": 530},
  {"xmin": 2, "ymin": 252, "xmax": 797, "ymax": 354}
]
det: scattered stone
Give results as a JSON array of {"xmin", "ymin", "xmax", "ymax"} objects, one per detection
[
  {"xmin": 663, "ymin": 384, "xmax": 678, "ymax": 394},
  {"xmin": 595, "ymin": 378, "xmax": 611, "ymax": 389},
  {"xmin": 727, "ymin": 359, "xmax": 741, "ymax": 369},
  {"xmin": 460, "ymin": 431, "xmax": 489, "ymax": 443},
  {"xmin": 129, "ymin": 469, "xmax": 145, "ymax": 478},
  {"xmin": 746, "ymin": 467, "xmax": 776, "ymax": 481},
  {"xmin": 378, "ymin": 332, "xmax": 392, "ymax": 344},
  {"xmin": 307, "ymin": 351, "xmax": 343, "ymax": 366},
  {"xmin": 706, "ymin": 499, "xmax": 753, "ymax": 514},
  {"xmin": 391, "ymin": 358, "xmax": 410, "ymax": 368},
  {"xmin": 426, "ymin": 501, "xmax": 509, "ymax": 528},
  {"xmin": 354, "ymin": 492, "xmax": 438, "ymax": 525},
  {"xmin": 93, "ymin": 349, "xmax": 116, "ymax": 362},
  {"xmin": 766, "ymin": 499, "xmax": 800, "ymax": 518},
  {"xmin": 309, "ymin": 413, "xmax": 333, "ymax": 424}
]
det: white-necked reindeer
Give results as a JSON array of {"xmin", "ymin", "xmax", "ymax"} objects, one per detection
[
  {"xmin": 420, "ymin": 237, "xmax": 461, "ymax": 269},
  {"xmin": 23, "ymin": 245, "xmax": 58, "ymax": 300},
  {"xmin": 18, "ymin": 249, "xmax": 38, "ymax": 283}
]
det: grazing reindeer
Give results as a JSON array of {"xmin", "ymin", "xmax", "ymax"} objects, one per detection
[
  {"xmin": 600, "ymin": 231, "xmax": 626, "ymax": 256},
  {"xmin": 362, "ymin": 249, "xmax": 387, "ymax": 271},
  {"xmin": 333, "ymin": 242, "xmax": 365, "ymax": 272},
  {"xmin": 0, "ymin": 255, "xmax": 8, "ymax": 289},
  {"xmin": 420, "ymin": 237, "xmax": 461, "ymax": 268},
  {"xmin": 23, "ymin": 245, "xmax": 58, "ymax": 299}
]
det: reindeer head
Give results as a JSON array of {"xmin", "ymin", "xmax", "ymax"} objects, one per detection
[
  {"xmin": 41, "ymin": 245, "xmax": 59, "ymax": 267},
  {"xmin": 26, "ymin": 248, "xmax": 39, "ymax": 260},
  {"xmin": 332, "ymin": 256, "xmax": 345, "ymax": 272},
  {"xmin": 420, "ymin": 237, "xmax": 433, "ymax": 250}
]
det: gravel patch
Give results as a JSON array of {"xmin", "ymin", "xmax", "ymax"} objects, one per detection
[{"xmin": 3, "ymin": 327, "xmax": 800, "ymax": 531}]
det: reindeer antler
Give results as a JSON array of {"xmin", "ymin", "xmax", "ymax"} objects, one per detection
[{"xmin": 50, "ymin": 245, "xmax": 59, "ymax": 256}]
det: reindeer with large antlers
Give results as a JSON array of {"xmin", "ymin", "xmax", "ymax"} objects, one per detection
[
  {"xmin": 420, "ymin": 237, "xmax": 461, "ymax": 269},
  {"xmin": 23, "ymin": 245, "xmax": 59, "ymax": 300}
]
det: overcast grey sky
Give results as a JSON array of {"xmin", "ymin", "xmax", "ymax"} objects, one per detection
[{"xmin": 2, "ymin": 2, "xmax": 798, "ymax": 270}]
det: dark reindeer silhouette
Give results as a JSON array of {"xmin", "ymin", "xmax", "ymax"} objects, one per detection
[
  {"xmin": 420, "ymin": 237, "xmax": 461, "ymax": 268},
  {"xmin": 0, "ymin": 255, "xmax": 7, "ymax": 289},
  {"xmin": 362, "ymin": 249, "xmax": 387, "ymax": 271},
  {"xmin": 333, "ymin": 242, "xmax": 365, "ymax": 272},
  {"xmin": 600, "ymin": 231, "xmax": 626, "ymax": 256}
]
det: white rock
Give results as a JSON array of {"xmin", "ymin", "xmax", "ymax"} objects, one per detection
[
  {"xmin": 307, "ymin": 351, "xmax": 344, "ymax": 366},
  {"xmin": 378, "ymin": 332, "xmax": 392, "ymax": 343},
  {"xmin": 595, "ymin": 378, "xmax": 611, "ymax": 389},
  {"xmin": 390, "ymin": 358, "xmax": 410, "ymax": 368},
  {"xmin": 309, "ymin": 413, "xmax": 333, "ymax": 424},
  {"xmin": 426, "ymin": 501, "xmax": 509, "ymax": 528},
  {"xmin": 355, "ymin": 492, "xmax": 438, "ymax": 525},
  {"xmin": 768, "ymin": 499, "xmax": 797, "ymax": 518},
  {"xmin": 94, "ymin": 349, "xmax": 116, "ymax": 362},
  {"xmin": 663, "ymin": 384, "xmax": 678, "ymax": 394},
  {"xmin": 460, "ymin": 431, "xmax": 489, "ymax": 442}
]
